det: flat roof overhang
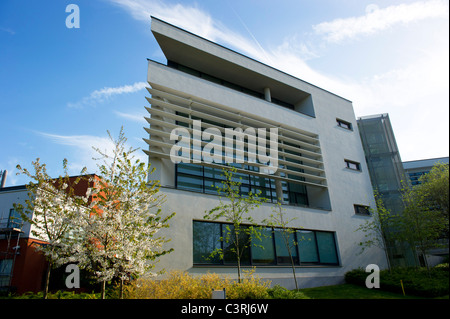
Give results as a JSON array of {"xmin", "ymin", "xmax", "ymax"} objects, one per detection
[{"xmin": 150, "ymin": 17, "xmax": 350, "ymax": 106}]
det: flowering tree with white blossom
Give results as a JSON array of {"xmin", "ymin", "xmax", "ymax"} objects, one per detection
[
  {"xmin": 74, "ymin": 127, "xmax": 175, "ymax": 298},
  {"xmin": 15, "ymin": 128, "xmax": 175, "ymax": 299},
  {"xmin": 14, "ymin": 158, "xmax": 92, "ymax": 299}
]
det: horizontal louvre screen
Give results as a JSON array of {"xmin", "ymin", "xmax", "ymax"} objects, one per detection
[{"xmin": 144, "ymin": 85, "xmax": 327, "ymax": 189}]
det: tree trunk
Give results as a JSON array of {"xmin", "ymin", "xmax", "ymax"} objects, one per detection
[
  {"xmin": 235, "ymin": 231, "xmax": 241, "ymax": 284},
  {"xmin": 288, "ymin": 251, "xmax": 298, "ymax": 290},
  {"xmin": 382, "ymin": 234, "xmax": 392, "ymax": 272},
  {"xmin": 120, "ymin": 278, "xmax": 124, "ymax": 299},
  {"xmin": 384, "ymin": 248, "xmax": 392, "ymax": 272},
  {"xmin": 237, "ymin": 259, "xmax": 241, "ymax": 284},
  {"xmin": 101, "ymin": 280, "xmax": 106, "ymax": 299},
  {"xmin": 283, "ymin": 232, "xmax": 298, "ymax": 290},
  {"xmin": 43, "ymin": 261, "xmax": 52, "ymax": 299}
]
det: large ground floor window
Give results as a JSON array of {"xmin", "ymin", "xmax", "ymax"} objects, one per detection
[{"xmin": 193, "ymin": 220, "xmax": 339, "ymax": 266}]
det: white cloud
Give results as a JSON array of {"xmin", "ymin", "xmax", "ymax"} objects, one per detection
[
  {"xmin": 359, "ymin": 54, "xmax": 449, "ymax": 161},
  {"xmin": 108, "ymin": 0, "xmax": 449, "ymax": 161},
  {"xmin": 36, "ymin": 132, "xmax": 147, "ymax": 175},
  {"xmin": 114, "ymin": 110, "xmax": 147, "ymax": 124},
  {"xmin": 67, "ymin": 81, "xmax": 147, "ymax": 108},
  {"xmin": 38, "ymin": 132, "xmax": 113, "ymax": 151},
  {"xmin": 37, "ymin": 132, "xmax": 115, "ymax": 171},
  {"xmin": 107, "ymin": 0, "xmax": 216, "ymax": 36},
  {"xmin": 0, "ymin": 26, "xmax": 15, "ymax": 35},
  {"xmin": 107, "ymin": 0, "xmax": 216, "ymax": 37},
  {"xmin": 313, "ymin": 0, "xmax": 449, "ymax": 43},
  {"xmin": 35, "ymin": 131, "xmax": 148, "ymax": 175},
  {"xmin": 106, "ymin": 0, "xmax": 272, "ymax": 64}
]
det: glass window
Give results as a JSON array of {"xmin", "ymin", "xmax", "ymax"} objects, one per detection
[
  {"xmin": 204, "ymin": 167, "xmax": 220, "ymax": 179},
  {"xmin": 175, "ymin": 161, "xmax": 308, "ymax": 205},
  {"xmin": 223, "ymin": 81, "xmax": 241, "ymax": 91},
  {"xmin": 249, "ymin": 186, "xmax": 262, "ymax": 197},
  {"xmin": 8, "ymin": 208, "xmax": 22, "ymax": 228},
  {"xmin": 179, "ymin": 64, "xmax": 200, "ymax": 77},
  {"xmin": 354, "ymin": 204, "xmax": 370, "ymax": 216},
  {"xmin": 345, "ymin": 160, "xmax": 361, "ymax": 171},
  {"xmin": 201, "ymin": 73, "xmax": 221, "ymax": 85},
  {"xmin": 0, "ymin": 259, "xmax": 13, "ymax": 287},
  {"xmin": 287, "ymin": 183, "xmax": 309, "ymax": 206},
  {"xmin": 251, "ymin": 228, "xmax": 275, "ymax": 264},
  {"xmin": 297, "ymin": 230, "xmax": 319, "ymax": 263},
  {"xmin": 204, "ymin": 179, "xmax": 218, "ymax": 194},
  {"xmin": 232, "ymin": 171, "xmax": 249, "ymax": 184},
  {"xmin": 239, "ymin": 184, "xmax": 250, "ymax": 197},
  {"xmin": 337, "ymin": 119, "xmax": 352, "ymax": 130},
  {"xmin": 222, "ymin": 224, "xmax": 251, "ymax": 265},
  {"xmin": 173, "ymin": 63, "xmax": 304, "ymax": 112},
  {"xmin": 192, "ymin": 221, "xmax": 340, "ymax": 267},
  {"xmin": 242, "ymin": 87, "xmax": 263, "ymax": 99},
  {"xmin": 272, "ymin": 97, "xmax": 295, "ymax": 109},
  {"xmin": 178, "ymin": 163, "xmax": 203, "ymax": 176},
  {"xmin": 177, "ymin": 174, "xmax": 203, "ymax": 192},
  {"xmin": 193, "ymin": 221, "xmax": 221, "ymax": 264},
  {"xmin": 250, "ymin": 175, "xmax": 263, "ymax": 187},
  {"xmin": 274, "ymin": 229, "xmax": 298, "ymax": 264},
  {"xmin": 316, "ymin": 232, "xmax": 339, "ymax": 264}
]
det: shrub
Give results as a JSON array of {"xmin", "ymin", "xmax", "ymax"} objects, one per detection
[
  {"xmin": 434, "ymin": 263, "xmax": 449, "ymax": 271},
  {"xmin": 344, "ymin": 267, "xmax": 449, "ymax": 298},
  {"xmin": 11, "ymin": 290, "xmax": 99, "ymax": 299},
  {"xmin": 227, "ymin": 271, "xmax": 271, "ymax": 299},
  {"xmin": 125, "ymin": 271, "xmax": 221, "ymax": 299},
  {"xmin": 125, "ymin": 270, "xmax": 272, "ymax": 299},
  {"xmin": 267, "ymin": 285, "xmax": 310, "ymax": 299},
  {"xmin": 344, "ymin": 268, "xmax": 368, "ymax": 286}
]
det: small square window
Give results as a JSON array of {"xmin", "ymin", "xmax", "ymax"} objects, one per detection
[
  {"xmin": 345, "ymin": 159, "xmax": 361, "ymax": 171},
  {"xmin": 354, "ymin": 204, "xmax": 370, "ymax": 216},
  {"xmin": 337, "ymin": 119, "xmax": 352, "ymax": 130}
]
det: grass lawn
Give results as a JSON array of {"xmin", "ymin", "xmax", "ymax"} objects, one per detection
[{"xmin": 299, "ymin": 283, "xmax": 449, "ymax": 299}]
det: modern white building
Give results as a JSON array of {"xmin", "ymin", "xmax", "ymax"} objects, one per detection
[
  {"xmin": 403, "ymin": 157, "xmax": 449, "ymax": 186},
  {"xmin": 143, "ymin": 17, "xmax": 388, "ymax": 288}
]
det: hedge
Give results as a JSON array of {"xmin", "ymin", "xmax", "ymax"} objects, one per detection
[{"xmin": 345, "ymin": 265, "xmax": 449, "ymax": 298}]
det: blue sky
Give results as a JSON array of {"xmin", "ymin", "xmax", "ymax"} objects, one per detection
[{"xmin": 1, "ymin": 0, "xmax": 448, "ymax": 186}]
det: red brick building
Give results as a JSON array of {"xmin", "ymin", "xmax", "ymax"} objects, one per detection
[{"xmin": 0, "ymin": 175, "xmax": 97, "ymax": 294}]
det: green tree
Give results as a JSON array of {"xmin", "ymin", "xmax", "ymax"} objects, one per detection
[
  {"xmin": 263, "ymin": 202, "xmax": 299, "ymax": 289},
  {"xmin": 203, "ymin": 167, "xmax": 266, "ymax": 283},
  {"xmin": 414, "ymin": 163, "xmax": 449, "ymax": 237},
  {"xmin": 355, "ymin": 190, "xmax": 394, "ymax": 271},
  {"xmin": 397, "ymin": 163, "xmax": 449, "ymax": 270}
]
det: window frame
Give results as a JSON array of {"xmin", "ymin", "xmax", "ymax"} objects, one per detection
[
  {"xmin": 0, "ymin": 259, "xmax": 13, "ymax": 287},
  {"xmin": 175, "ymin": 163, "xmax": 309, "ymax": 205},
  {"xmin": 354, "ymin": 204, "xmax": 371, "ymax": 216},
  {"xmin": 336, "ymin": 118, "xmax": 353, "ymax": 131},
  {"xmin": 7, "ymin": 208, "xmax": 22, "ymax": 229},
  {"xmin": 192, "ymin": 220, "xmax": 340, "ymax": 267},
  {"xmin": 344, "ymin": 159, "xmax": 361, "ymax": 171}
]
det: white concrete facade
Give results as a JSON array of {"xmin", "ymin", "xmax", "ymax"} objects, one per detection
[
  {"xmin": 144, "ymin": 17, "xmax": 388, "ymax": 288},
  {"xmin": 0, "ymin": 186, "xmax": 33, "ymax": 237}
]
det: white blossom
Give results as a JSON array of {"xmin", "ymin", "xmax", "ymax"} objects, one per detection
[{"xmin": 15, "ymin": 129, "xmax": 175, "ymax": 298}]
